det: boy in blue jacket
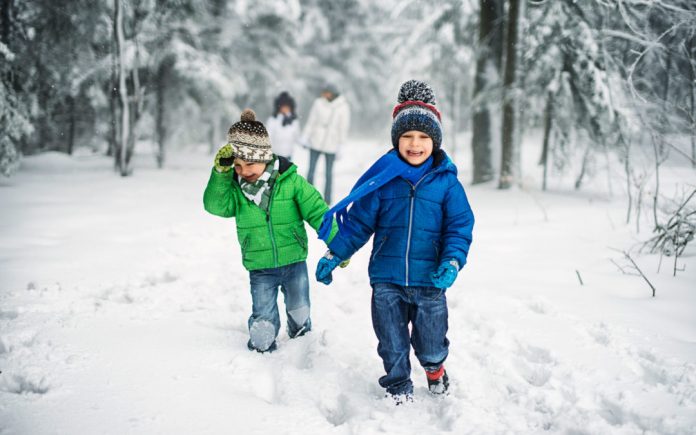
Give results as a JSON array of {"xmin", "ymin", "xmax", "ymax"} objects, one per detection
[{"xmin": 315, "ymin": 80, "xmax": 475, "ymax": 402}]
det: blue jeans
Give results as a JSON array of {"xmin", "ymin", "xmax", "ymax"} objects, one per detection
[
  {"xmin": 247, "ymin": 262, "xmax": 311, "ymax": 351},
  {"xmin": 371, "ymin": 282, "xmax": 449, "ymax": 395},
  {"xmin": 307, "ymin": 149, "xmax": 335, "ymax": 204}
]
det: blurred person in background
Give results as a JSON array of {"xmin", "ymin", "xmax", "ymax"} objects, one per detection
[
  {"xmin": 301, "ymin": 83, "xmax": 351, "ymax": 204},
  {"xmin": 266, "ymin": 91, "xmax": 301, "ymax": 161}
]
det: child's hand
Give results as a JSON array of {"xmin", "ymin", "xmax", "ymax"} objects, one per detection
[
  {"xmin": 431, "ymin": 260, "xmax": 459, "ymax": 289},
  {"xmin": 316, "ymin": 251, "xmax": 343, "ymax": 285},
  {"xmin": 214, "ymin": 144, "xmax": 235, "ymax": 173}
]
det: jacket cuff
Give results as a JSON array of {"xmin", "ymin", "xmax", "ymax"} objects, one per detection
[{"xmin": 328, "ymin": 236, "xmax": 352, "ymax": 261}]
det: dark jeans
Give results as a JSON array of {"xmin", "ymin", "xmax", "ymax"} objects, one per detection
[
  {"xmin": 247, "ymin": 261, "xmax": 311, "ymax": 351},
  {"xmin": 371, "ymin": 282, "xmax": 449, "ymax": 395},
  {"xmin": 307, "ymin": 149, "xmax": 335, "ymax": 204}
]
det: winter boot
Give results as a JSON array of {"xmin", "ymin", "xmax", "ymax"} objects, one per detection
[
  {"xmin": 426, "ymin": 366, "xmax": 449, "ymax": 395},
  {"xmin": 247, "ymin": 339, "xmax": 277, "ymax": 353},
  {"xmin": 288, "ymin": 323, "xmax": 310, "ymax": 339}
]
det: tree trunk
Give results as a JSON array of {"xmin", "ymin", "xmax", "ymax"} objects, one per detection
[
  {"xmin": 471, "ymin": 0, "xmax": 503, "ymax": 184},
  {"xmin": 108, "ymin": 19, "xmax": 118, "ymax": 158},
  {"xmin": 36, "ymin": 57, "xmax": 49, "ymax": 153},
  {"xmin": 450, "ymin": 78, "xmax": 461, "ymax": 162},
  {"xmin": 125, "ymin": 43, "xmax": 143, "ymax": 170},
  {"xmin": 209, "ymin": 117, "xmax": 220, "ymax": 155},
  {"xmin": 155, "ymin": 61, "xmax": 168, "ymax": 169},
  {"xmin": 540, "ymin": 91, "xmax": 554, "ymax": 191},
  {"xmin": 688, "ymin": 36, "xmax": 696, "ymax": 169},
  {"xmin": 67, "ymin": 95, "xmax": 76, "ymax": 155},
  {"xmin": 0, "ymin": 0, "xmax": 10, "ymax": 48},
  {"xmin": 652, "ymin": 52, "xmax": 672, "ymax": 228},
  {"xmin": 574, "ymin": 143, "xmax": 591, "ymax": 190},
  {"xmin": 499, "ymin": 0, "xmax": 520, "ymax": 189},
  {"xmin": 114, "ymin": 0, "xmax": 130, "ymax": 176},
  {"xmin": 624, "ymin": 141, "xmax": 632, "ymax": 225}
]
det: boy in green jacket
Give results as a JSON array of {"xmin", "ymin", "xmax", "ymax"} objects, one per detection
[{"xmin": 204, "ymin": 109, "xmax": 336, "ymax": 353}]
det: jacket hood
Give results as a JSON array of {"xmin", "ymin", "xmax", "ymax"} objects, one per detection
[{"xmin": 431, "ymin": 149, "xmax": 457, "ymax": 176}]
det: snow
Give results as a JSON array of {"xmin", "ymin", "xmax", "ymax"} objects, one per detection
[{"xmin": 1, "ymin": 138, "xmax": 695, "ymax": 434}]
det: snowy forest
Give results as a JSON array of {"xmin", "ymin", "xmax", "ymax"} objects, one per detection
[
  {"xmin": 1, "ymin": 0, "xmax": 694, "ymax": 180},
  {"xmin": 1, "ymin": 1, "xmax": 696, "ymax": 434}
]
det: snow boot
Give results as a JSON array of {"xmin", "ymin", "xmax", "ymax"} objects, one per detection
[
  {"xmin": 426, "ymin": 366, "xmax": 449, "ymax": 395},
  {"xmin": 288, "ymin": 325, "xmax": 309, "ymax": 339},
  {"xmin": 247, "ymin": 339, "xmax": 277, "ymax": 353}
]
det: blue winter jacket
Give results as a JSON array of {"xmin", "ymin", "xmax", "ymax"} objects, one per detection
[{"xmin": 328, "ymin": 150, "xmax": 474, "ymax": 287}]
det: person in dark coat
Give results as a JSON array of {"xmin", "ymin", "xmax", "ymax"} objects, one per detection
[{"xmin": 314, "ymin": 80, "xmax": 474, "ymax": 403}]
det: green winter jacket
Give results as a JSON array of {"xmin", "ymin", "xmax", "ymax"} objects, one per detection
[{"xmin": 203, "ymin": 156, "xmax": 336, "ymax": 271}]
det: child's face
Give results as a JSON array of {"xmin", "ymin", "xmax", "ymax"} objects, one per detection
[
  {"xmin": 398, "ymin": 130, "xmax": 433, "ymax": 165},
  {"xmin": 234, "ymin": 158, "xmax": 266, "ymax": 182},
  {"xmin": 279, "ymin": 104, "xmax": 292, "ymax": 115}
]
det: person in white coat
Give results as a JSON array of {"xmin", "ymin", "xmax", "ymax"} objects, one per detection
[
  {"xmin": 301, "ymin": 84, "xmax": 351, "ymax": 204},
  {"xmin": 266, "ymin": 91, "xmax": 301, "ymax": 161}
]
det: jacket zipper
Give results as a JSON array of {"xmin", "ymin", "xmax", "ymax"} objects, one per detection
[
  {"xmin": 266, "ymin": 194, "xmax": 278, "ymax": 267},
  {"xmin": 405, "ymin": 186, "xmax": 415, "ymax": 286},
  {"xmin": 404, "ymin": 172, "xmax": 436, "ymax": 286}
]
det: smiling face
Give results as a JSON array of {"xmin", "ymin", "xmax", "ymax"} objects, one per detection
[
  {"xmin": 234, "ymin": 158, "xmax": 266, "ymax": 182},
  {"xmin": 397, "ymin": 130, "xmax": 434, "ymax": 165}
]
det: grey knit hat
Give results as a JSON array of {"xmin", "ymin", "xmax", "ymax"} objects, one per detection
[{"xmin": 227, "ymin": 109, "xmax": 273, "ymax": 163}]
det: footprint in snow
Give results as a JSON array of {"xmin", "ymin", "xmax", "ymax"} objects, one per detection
[
  {"xmin": 0, "ymin": 370, "xmax": 50, "ymax": 395},
  {"xmin": 514, "ymin": 343, "xmax": 556, "ymax": 388}
]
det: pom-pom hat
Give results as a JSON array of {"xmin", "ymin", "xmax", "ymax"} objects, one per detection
[
  {"xmin": 227, "ymin": 109, "xmax": 274, "ymax": 163},
  {"xmin": 391, "ymin": 80, "xmax": 443, "ymax": 149}
]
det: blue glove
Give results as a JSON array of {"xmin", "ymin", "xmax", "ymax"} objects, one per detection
[
  {"xmin": 431, "ymin": 260, "xmax": 459, "ymax": 289},
  {"xmin": 316, "ymin": 251, "xmax": 343, "ymax": 285}
]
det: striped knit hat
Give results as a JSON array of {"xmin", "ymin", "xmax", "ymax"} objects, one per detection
[
  {"xmin": 227, "ymin": 109, "xmax": 273, "ymax": 163},
  {"xmin": 391, "ymin": 80, "xmax": 442, "ymax": 149}
]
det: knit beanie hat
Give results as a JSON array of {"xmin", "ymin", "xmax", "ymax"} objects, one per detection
[
  {"xmin": 227, "ymin": 109, "xmax": 273, "ymax": 163},
  {"xmin": 391, "ymin": 80, "xmax": 442, "ymax": 149}
]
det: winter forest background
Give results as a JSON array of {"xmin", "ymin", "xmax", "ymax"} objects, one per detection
[
  {"xmin": 1, "ymin": 0, "xmax": 694, "ymax": 179},
  {"xmin": 3, "ymin": 0, "xmax": 696, "ymax": 261},
  {"xmin": 2, "ymin": 1, "xmax": 696, "ymax": 433}
]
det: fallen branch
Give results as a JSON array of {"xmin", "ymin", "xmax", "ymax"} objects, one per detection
[
  {"xmin": 609, "ymin": 248, "xmax": 657, "ymax": 297},
  {"xmin": 623, "ymin": 250, "xmax": 656, "ymax": 298},
  {"xmin": 610, "ymin": 258, "xmax": 640, "ymax": 276}
]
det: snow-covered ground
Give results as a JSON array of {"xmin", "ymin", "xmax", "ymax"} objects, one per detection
[{"xmin": 1, "ymin": 139, "xmax": 695, "ymax": 434}]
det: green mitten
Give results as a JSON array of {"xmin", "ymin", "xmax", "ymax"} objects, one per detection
[{"xmin": 214, "ymin": 144, "xmax": 235, "ymax": 173}]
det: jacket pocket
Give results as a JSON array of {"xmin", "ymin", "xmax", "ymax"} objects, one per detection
[
  {"xmin": 292, "ymin": 229, "xmax": 307, "ymax": 250},
  {"xmin": 372, "ymin": 235, "xmax": 388, "ymax": 260},
  {"xmin": 241, "ymin": 236, "xmax": 250, "ymax": 261},
  {"xmin": 432, "ymin": 239, "xmax": 440, "ymax": 261}
]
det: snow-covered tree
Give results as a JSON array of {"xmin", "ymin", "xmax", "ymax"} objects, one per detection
[{"xmin": 0, "ymin": 0, "xmax": 31, "ymax": 176}]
